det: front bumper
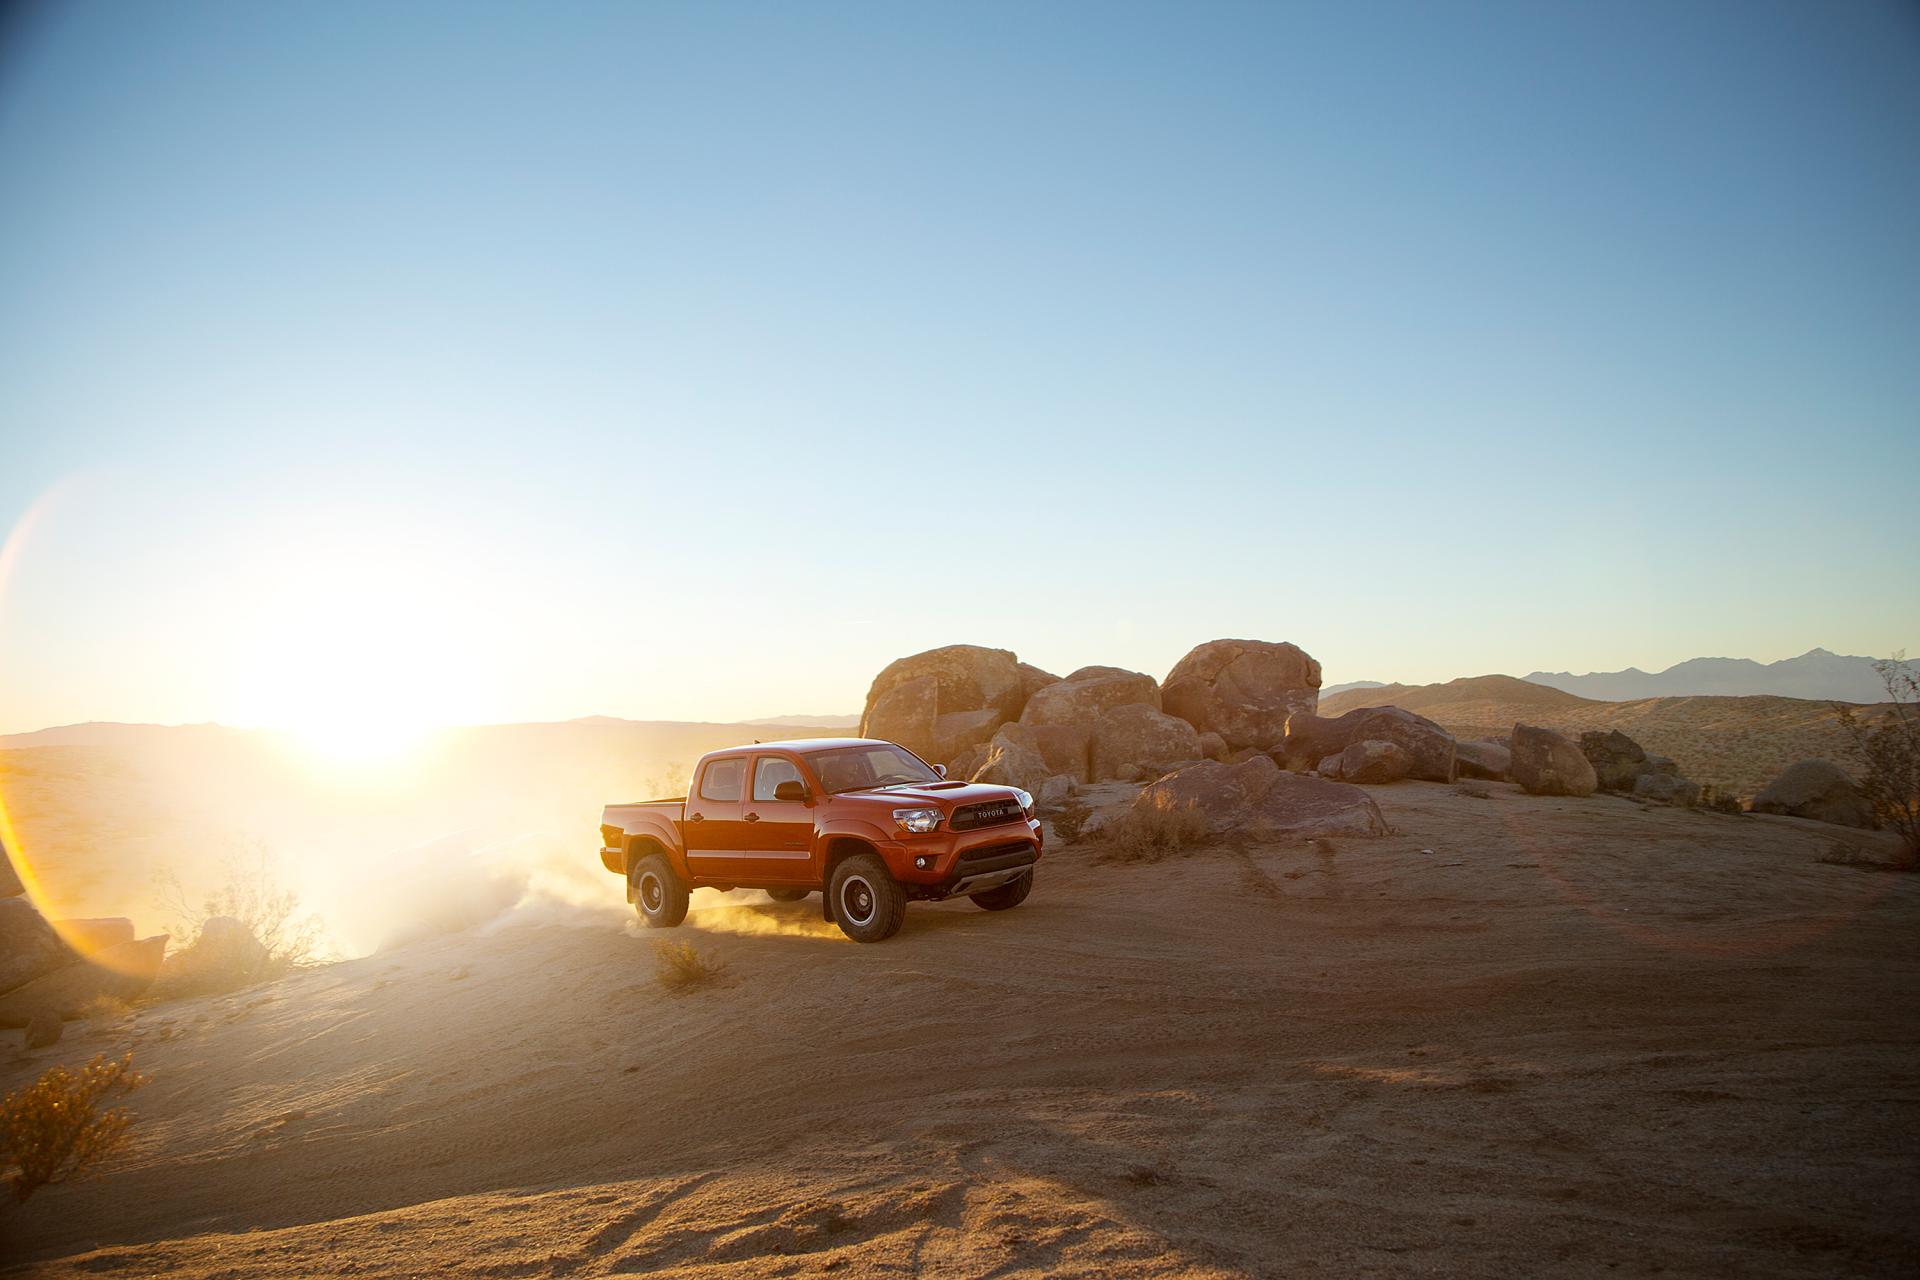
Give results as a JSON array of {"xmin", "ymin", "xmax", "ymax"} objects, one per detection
[{"xmin": 882, "ymin": 817, "xmax": 1041, "ymax": 898}]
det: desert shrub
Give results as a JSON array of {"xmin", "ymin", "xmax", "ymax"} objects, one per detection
[
  {"xmin": 0, "ymin": 1053, "xmax": 149, "ymax": 1203},
  {"xmin": 1048, "ymin": 799, "xmax": 1092, "ymax": 844},
  {"xmin": 1817, "ymin": 838, "xmax": 1917, "ymax": 874},
  {"xmin": 1104, "ymin": 793, "xmax": 1213, "ymax": 858},
  {"xmin": 653, "ymin": 940, "xmax": 728, "ymax": 994},
  {"xmin": 1837, "ymin": 657, "xmax": 1920, "ymax": 857},
  {"xmin": 154, "ymin": 843, "xmax": 324, "ymax": 985},
  {"xmin": 1696, "ymin": 784, "xmax": 1744, "ymax": 816}
]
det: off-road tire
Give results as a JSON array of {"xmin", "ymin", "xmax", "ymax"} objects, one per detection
[
  {"xmin": 970, "ymin": 871, "xmax": 1033, "ymax": 911},
  {"xmin": 829, "ymin": 854, "xmax": 906, "ymax": 943},
  {"xmin": 765, "ymin": 887, "xmax": 810, "ymax": 903},
  {"xmin": 632, "ymin": 852, "xmax": 690, "ymax": 928}
]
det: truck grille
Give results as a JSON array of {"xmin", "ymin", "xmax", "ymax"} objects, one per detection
[
  {"xmin": 956, "ymin": 841, "xmax": 1037, "ymax": 875},
  {"xmin": 951, "ymin": 799, "xmax": 1025, "ymax": 831}
]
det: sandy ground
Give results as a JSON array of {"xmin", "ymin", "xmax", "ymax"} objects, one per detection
[{"xmin": 3, "ymin": 782, "xmax": 1916, "ymax": 1278}]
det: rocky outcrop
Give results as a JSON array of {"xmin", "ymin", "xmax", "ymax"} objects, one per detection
[
  {"xmin": 1282, "ymin": 707, "xmax": 1455, "ymax": 783},
  {"xmin": 969, "ymin": 725, "xmax": 1052, "ymax": 793},
  {"xmin": 0, "ymin": 898, "xmax": 73, "ymax": 997},
  {"xmin": 1453, "ymin": 740, "xmax": 1511, "ymax": 782},
  {"xmin": 1634, "ymin": 772, "xmax": 1702, "ymax": 807},
  {"xmin": 1161, "ymin": 639, "xmax": 1321, "ymax": 751},
  {"xmin": 1321, "ymin": 739, "xmax": 1413, "ymax": 784},
  {"xmin": 0, "ymin": 935, "xmax": 168, "ymax": 1027},
  {"xmin": 1134, "ymin": 756, "xmax": 1386, "ymax": 839},
  {"xmin": 1509, "ymin": 724, "xmax": 1598, "ymax": 797},
  {"xmin": 1017, "ymin": 663, "xmax": 1060, "ymax": 706},
  {"xmin": 1751, "ymin": 760, "xmax": 1875, "ymax": 829},
  {"xmin": 1090, "ymin": 704, "xmax": 1203, "ymax": 781},
  {"xmin": 1580, "ymin": 730, "xmax": 1650, "ymax": 792},
  {"xmin": 1196, "ymin": 731, "xmax": 1229, "ymax": 761},
  {"xmin": 1020, "ymin": 666, "xmax": 1160, "ymax": 727},
  {"xmin": 860, "ymin": 645, "xmax": 1025, "ymax": 763}
]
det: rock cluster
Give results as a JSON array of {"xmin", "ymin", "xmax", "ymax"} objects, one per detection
[{"xmin": 1132, "ymin": 756, "xmax": 1386, "ymax": 838}]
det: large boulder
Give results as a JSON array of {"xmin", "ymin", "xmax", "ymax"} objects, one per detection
[
  {"xmin": 1161, "ymin": 639, "xmax": 1322, "ymax": 751},
  {"xmin": 1090, "ymin": 704, "xmax": 1204, "ymax": 781},
  {"xmin": 52, "ymin": 918, "xmax": 135, "ymax": 954},
  {"xmin": 1024, "ymin": 723, "xmax": 1093, "ymax": 782},
  {"xmin": 860, "ymin": 646, "xmax": 1024, "ymax": 761},
  {"xmin": 1580, "ymin": 730, "xmax": 1649, "ymax": 793},
  {"xmin": 1751, "ymin": 760, "xmax": 1875, "ymax": 829},
  {"xmin": 1454, "ymin": 740, "xmax": 1512, "ymax": 782},
  {"xmin": 0, "ymin": 898, "xmax": 75, "ymax": 997},
  {"xmin": 969, "ymin": 725, "xmax": 1053, "ymax": 793},
  {"xmin": 1634, "ymin": 772, "xmax": 1702, "ymax": 807},
  {"xmin": 927, "ymin": 709, "xmax": 1005, "ymax": 764},
  {"xmin": 1282, "ymin": 706, "xmax": 1455, "ymax": 782},
  {"xmin": 1323, "ymin": 739, "xmax": 1413, "ymax": 784},
  {"xmin": 0, "ymin": 935, "xmax": 168, "ymax": 1027},
  {"xmin": 1133, "ymin": 756, "xmax": 1386, "ymax": 839},
  {"xmin": 0, "ymin": 840, "xmax": 22, "ymax": 898},
  {"xmin": 1020, "ymin": 666, "xmax": 1161, "ymax": 727},
  {"xmin": 1510, "ymin": 724, "xmax": 1598, "ymax": 797},
  {"xmin": 155, "ymin": 916, "xmax": 272, "ymax": 997},
  {"xmin": 1016, "ymin": 663, "xmax": 1060, "ymax": 710}
]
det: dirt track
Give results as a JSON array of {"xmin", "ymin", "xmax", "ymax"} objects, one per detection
[{"xmin": 4, "ymin": 783, "xmax": 1917, "ymax": 1278}]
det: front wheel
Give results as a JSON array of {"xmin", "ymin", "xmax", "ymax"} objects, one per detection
[
  {"xmin": 970, "ymin": 871, "xmax": 1033, "ymax": 911},
  {"xmin": 765, "ymin": 887, "xmax": 810, "ymax": 903},
  {"xmin": 632, "ymin": 853, "xmax": 690, "ymax": 928},
  {"xmin": 829, "ymin": 854, "xmax": 906, "ymax": 943}
]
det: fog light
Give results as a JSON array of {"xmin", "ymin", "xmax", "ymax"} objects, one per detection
[{"xmin": 915, "ymin": 856, "xmax": 928, "ymax": 869}]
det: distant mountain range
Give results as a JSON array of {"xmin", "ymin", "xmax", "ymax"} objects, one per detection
[
  {"xmin": 1523, "ymin": 648, "xmax": 1892, "ymax": 703},
  {"xmin": 1320, "ymin": 681, "xmax": 1387, "ymax": 698}
]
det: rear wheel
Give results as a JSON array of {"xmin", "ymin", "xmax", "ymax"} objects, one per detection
[
  {"xmin": 632, "ymin": 852, "xmax": 689, "ymax": 928},
  {"xmin": 970, "ymin": 871, "xmax": 1033, "ymax": 911},
  {"xmin": 765, "ymin": 887, "xmax": 810, "ymax": 903},
  {"xmin": 829, "ymin": 854, "xmax": 906, "ymax": 943}
]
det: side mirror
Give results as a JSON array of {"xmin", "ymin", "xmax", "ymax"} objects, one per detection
[
  {"xmin": 933, "ymin": 763, "xmax": 948, "ymax": 778},
  {"xmin": 774, "ymin": 780, "xmax": 810, "ymax": 803}
]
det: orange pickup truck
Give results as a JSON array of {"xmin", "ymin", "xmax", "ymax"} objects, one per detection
[{"xmin": 599, "ymin": 738, "xmax": 1042, "ymax": 943}]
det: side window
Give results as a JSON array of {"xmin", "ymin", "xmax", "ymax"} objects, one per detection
[
  {"xmin": 752, "ymin": 756, "xmax": 804, "ymax": 802},
  {"xmin": 698, "ymin": 758, "xmax": 745, "ymax": 802}
]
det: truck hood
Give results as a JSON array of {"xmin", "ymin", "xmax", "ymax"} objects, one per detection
[{"xmin": 836, "ymin": 781, "xmax": 1023, "ymax": 807}]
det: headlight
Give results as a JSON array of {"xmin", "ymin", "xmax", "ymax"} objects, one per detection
[
  {"xmin": 1012, "ymin": 789, "xmax": 1034, "ymax": 817},
  {"xmin": 892, "ymin": 807, "xmax": 942, "ymax": 834}
]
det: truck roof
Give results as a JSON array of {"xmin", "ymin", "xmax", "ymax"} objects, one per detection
[{"xmin": 714, "ymin": 736, "xmax": 882, "ymax": 754}]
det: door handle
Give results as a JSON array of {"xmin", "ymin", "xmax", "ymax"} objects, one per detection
[
  {"xmin": 688, "ymin": 813, "xmax": 704, "ymax": 823},
  {"xmin": 743, "ymin": 813, "xmax": 761, "ymax": 823}
]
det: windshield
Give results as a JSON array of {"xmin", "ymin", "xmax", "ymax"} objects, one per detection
[{"xmin": 809, "ymin": 743, "xmax": 941, "ymax": 794}]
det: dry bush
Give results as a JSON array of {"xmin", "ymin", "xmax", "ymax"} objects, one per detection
[
  {"xmin": 1817, "ymin": 838, "xmax": 1918, "ymax": 874},
  {"xmin": 1837, "ymin": 656, "xmax": 1920, "ymax": 857},
  {"xmin": 154, "ymin": 843, "xmax": 324, "ymax": 986},
  {"xmin": 0, "ymin": 1053, "xmax": 149, "ymax": 1203},
  {"xmin": 653, "ymin": 940, "xmax": 729, "ymax": 994},
  {"xmin": 1104, "ymin": 793, "xmax": 1214, "ymax": 859},
  {"xmin": 1048, "ymin": 799, "xmax": 1092, "ymax": 844}
]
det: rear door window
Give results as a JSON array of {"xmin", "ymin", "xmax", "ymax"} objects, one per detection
[{"xmin": 698, "ymin": 758, "xmax": 745, "ymax": 802}]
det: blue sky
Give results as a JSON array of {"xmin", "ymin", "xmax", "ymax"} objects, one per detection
[{"xmin": 1, "ymin": 0, "xmax": 1916, "ymax": 734}]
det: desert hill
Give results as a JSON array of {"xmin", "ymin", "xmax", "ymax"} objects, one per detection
[
  {"xmin": 1319, "ymin": 676, "xmax": 1883, "ymax": 796},
  {"xmin": 3, "ymin": 783, "xmax": 1914, "ymax": 1277},
  {"xmin": 1525, "ymin": 647, "xmax": 1891, "ymax": 703}
]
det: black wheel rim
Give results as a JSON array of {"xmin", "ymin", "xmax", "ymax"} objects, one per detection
[{"xmin": 841, "ymin": 875, "xmax": 876, "ymax": 926}]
